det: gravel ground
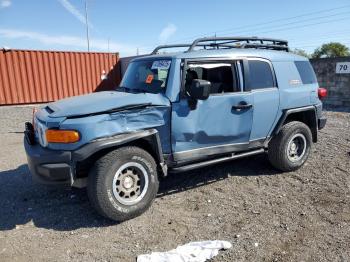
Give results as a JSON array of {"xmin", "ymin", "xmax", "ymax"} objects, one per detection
[{"xmin": 0, "ymin": 105, "xmax": 349, "ymax": 262}]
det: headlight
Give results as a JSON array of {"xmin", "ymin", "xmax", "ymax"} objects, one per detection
[{"xmin": 46, "ymin": 129, "xmax": 80, "ymax": 143}]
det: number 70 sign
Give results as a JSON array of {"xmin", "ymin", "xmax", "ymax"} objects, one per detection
[{"xmin": 336, "ymin": 62, "xmax": 350, "ymax": 74}]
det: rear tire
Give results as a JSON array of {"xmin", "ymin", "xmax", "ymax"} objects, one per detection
[
  {"xmin": 87, "ymin": 146, "xmax": 159, "ymax": 222},
  {"xmin": 268, "ymin": 121, "xmax": 312, "ymax": 172}
]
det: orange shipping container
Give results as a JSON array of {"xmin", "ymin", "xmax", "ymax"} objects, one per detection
[{"xmin": 0, "ymin": 49, "xmax": 121, "ymax": 105}]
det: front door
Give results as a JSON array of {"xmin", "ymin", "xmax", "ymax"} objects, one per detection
[{"xmin": 171, "ymin": 59, "xmax": 254, "ymax": 162}]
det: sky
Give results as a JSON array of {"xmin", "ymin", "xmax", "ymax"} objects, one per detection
[{"xmin": 0, "ymin": 0, "xmax": 350, "ymax": 56}]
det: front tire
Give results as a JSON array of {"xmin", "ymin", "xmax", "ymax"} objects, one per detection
[
  {"xmin": 268, "ymin": 121, "xmax": 312, "ymax": 172},
  {"xmin": 87, "ymin": 146, "xmax": 159, "ymax": 222}
]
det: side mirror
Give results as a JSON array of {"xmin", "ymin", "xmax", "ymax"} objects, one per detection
[{"xmin": 188, "ymin": 79, "xmax": 211, "ymax": 100}]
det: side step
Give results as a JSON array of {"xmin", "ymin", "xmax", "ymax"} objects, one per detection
[{"xmin": 170, "ymin": 148, "xmax": 265, "ymax": 173}]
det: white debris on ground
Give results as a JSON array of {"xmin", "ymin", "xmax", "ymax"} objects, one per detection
[{"xmin": 137, "ymin": 240, "xmax": 232, "ymax": 262}]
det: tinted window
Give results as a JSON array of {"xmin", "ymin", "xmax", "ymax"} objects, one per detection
[
  {"xmin": 248, "ymin": 60, "xmax": 274, "ymax": 90},
  {"xmin": 295, "ymin": 61, "xmax": 317, "ymax": 84}
]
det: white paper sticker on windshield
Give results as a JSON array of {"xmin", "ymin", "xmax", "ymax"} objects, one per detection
[{"xmin": 151, "ymin": 60, "xmax": 171, "ymax": 70}]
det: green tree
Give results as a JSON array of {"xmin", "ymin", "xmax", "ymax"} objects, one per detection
[
  {"xmin": 312, "ymin": 42, "xmax": 350, "ymax": 58},
  {"xmin": 291, "ymin": 48, "xmax": 309, "ymax": 58}
]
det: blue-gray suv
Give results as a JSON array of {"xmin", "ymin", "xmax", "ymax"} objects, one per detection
[{"xmin": 24, "ymin": 37, "xmax": 327, "ymax": 221}]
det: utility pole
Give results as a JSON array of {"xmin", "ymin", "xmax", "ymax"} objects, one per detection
[{"xmin": 84, "ymin": 0, "xmax": 90, "ymax": 52}]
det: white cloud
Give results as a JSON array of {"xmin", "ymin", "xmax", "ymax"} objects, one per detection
[
  {"xmin": 0, "ymin": 28, "xmax": 136, "ymax": 56},
  {"xmin": 57, "ymin": 0, "xmax": 93, "ymax": 28},
  {"xmin": 0, "ymin": 0, "xmax": 11, "ymax": 8},
  {"xmin": 158, "ymin": 23, "xmax": 177, "ymax": 44}
]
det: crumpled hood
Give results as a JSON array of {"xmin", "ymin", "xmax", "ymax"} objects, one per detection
[{"xmin": 47, "ymin": 91, "xmax": 170, "ymax": 118}]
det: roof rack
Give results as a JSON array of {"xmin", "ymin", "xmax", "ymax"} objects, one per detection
[
  {"xmin": 151, "ymin": 37, "xmax": 289, "ymax": 55},
  {"xmin": 187, "ymin": 37, "xmax": 289, "ymax": 52}
]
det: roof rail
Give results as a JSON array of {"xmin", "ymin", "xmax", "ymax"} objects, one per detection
[
  {"xmin": 151, "ymin": 43, "xmax": 213, "ymax": 54},
  {"xmin": 186, "ymin": 36, "xmax": 289, "ymax": 52},
  {"xmin": 151, "ymin": 44, "xmax": 191, "ymax": 54}
]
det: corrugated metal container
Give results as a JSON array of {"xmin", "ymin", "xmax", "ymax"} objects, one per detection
[{"xmin": 0, "ymin": 49, "xmax": 121, "ymax": 105}]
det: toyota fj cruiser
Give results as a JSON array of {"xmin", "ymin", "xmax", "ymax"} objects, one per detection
[{"xmin": 24, "ymin": 37, "xmax": 327, "ymax": 221}]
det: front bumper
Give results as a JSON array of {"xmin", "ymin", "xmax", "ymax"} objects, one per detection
[
  {"xmin": 24, "ymin": 134, "xmax": 72, "ymax": 185},
  {"xmin": 24, "ymin": 124, "xmax": 164, "ymax": 186}
]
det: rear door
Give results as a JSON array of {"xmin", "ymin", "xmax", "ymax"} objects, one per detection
[
  {"xmin": 171, "ymin": 59, "xmax": 254, "ymax": 162},
  {"xmin": 244, "ymin": 58, "xmax": 280, "ymax": 140}
]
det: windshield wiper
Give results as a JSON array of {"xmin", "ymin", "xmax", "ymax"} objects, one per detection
[
  {"xmin": 117, "ymin": 86, "xmax": 148, "ymax": 93},
  {"xmin": 117, "ymin": 86, "xmax": 128, "ymax": 91},
  {"xmin": 125, "ymin": 87, "xmax": 146, "ymax": 93}
]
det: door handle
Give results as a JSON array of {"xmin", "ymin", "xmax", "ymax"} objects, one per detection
[{"xmin": 232, "ymin": 103, "xmax": 253, "ymax": 111}]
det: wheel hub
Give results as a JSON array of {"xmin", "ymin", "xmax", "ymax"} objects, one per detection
[
  {"xmin": 287, "ymin": 134, "xmax": 307, "ymax": 162},
  {"xmin": 112, "ymin": 162, "xmax": 149, "ymax": 206},
  {"xmin": 290, "ymin": 142, "xmax": 297, "ymax": 151},
  {"xmin": 122, "ymin": 176, "xmax": 134, "ymax": 189}
]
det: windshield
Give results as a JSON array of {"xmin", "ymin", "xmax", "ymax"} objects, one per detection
[{"xmin": 119, "ymin": 59, "xmax": 171, "ymax": 94}]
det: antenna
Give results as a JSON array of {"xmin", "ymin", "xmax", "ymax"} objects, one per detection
[{"xmin": 84, "ymin": 0, "xmax": 90, "ymax": 52}]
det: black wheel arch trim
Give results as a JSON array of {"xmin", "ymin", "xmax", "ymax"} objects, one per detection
[
  {"xmin": 72, "ymin": 129, "xmax": 166, "ymax": 173},
  {"xmin": 273, "ymin": 105, "xmax": 318, "ymax": 142}
]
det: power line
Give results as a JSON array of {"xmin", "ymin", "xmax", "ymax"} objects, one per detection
[
  {"xmin": 292, "ymin": 41, "xmax": 350, "ymax": 49},
  {"xmin": 291, "ymin": 35, "xmax": 350, "ymax": 46},
  {"xmin": 145, "ymin": 16, "xmax": 350, "ymax": 51},
  {"xmin": 165, "ymin": 4, "xmax": 350, "ymax": 44},
  {"xmin": 138, "ymin": 5, "xmax": 350, "ymax": 53},
  {"xmin": 288, "ymin": 29, "xmax": 350, "ymax": 42},
  {"xmin": 212, "ymin": 5, "xmax": 350, "ymax": 35},
  {"xmin": 220, "ymin": 11, "xmax": 350, "ymax": 36},
  {"xmin": 244, "ymin": 16, "xmax": 350, "ymax": 36}
]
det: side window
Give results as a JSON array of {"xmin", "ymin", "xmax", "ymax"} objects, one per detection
[
  {"xmin": 294, "ymin": 61, "xmax": 317, "ymax": 84},
  {"xmin": 185, "ymin": 62, "xmax": 240, "ymax": 94},
  {"xmin": 248, "ymin": 60, "xmax": 275, "ymax": 90}
]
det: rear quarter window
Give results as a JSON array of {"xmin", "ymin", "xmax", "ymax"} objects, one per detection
[
  {"xmin": 294, "ymin": 61, "xmax": 317, "ymax": 84},
  {"xmin": 248, "ymin": 60, "xmax": 275, "ymax": 90}
]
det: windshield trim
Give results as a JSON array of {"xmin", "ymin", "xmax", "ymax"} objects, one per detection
[{"xmin": 130, "ymin": 56, "xmax": 173, "ymax": 63}]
